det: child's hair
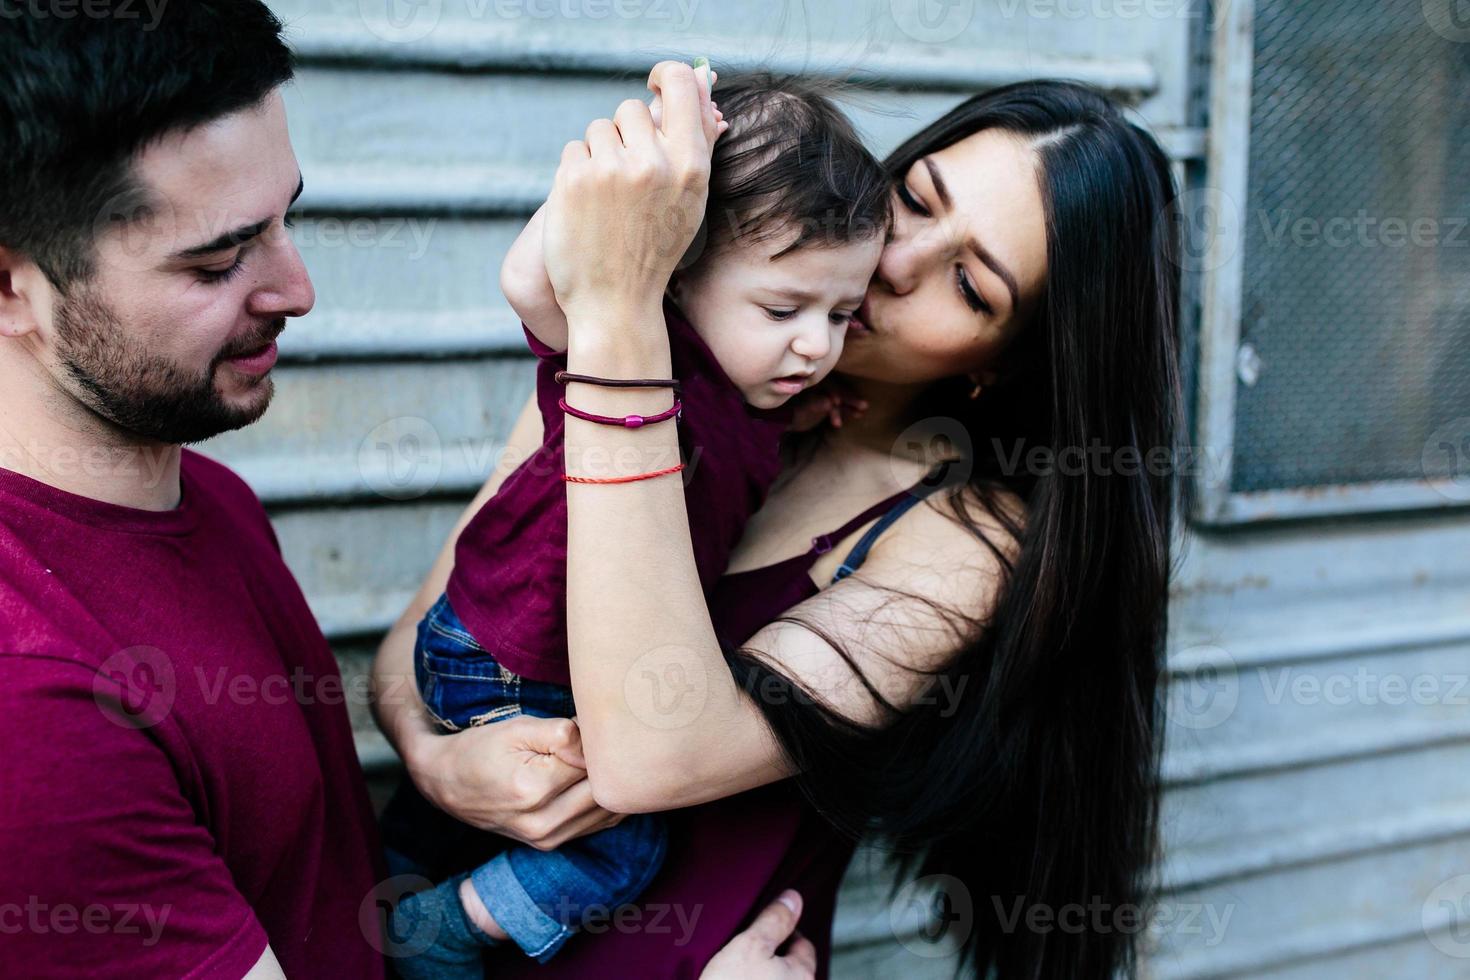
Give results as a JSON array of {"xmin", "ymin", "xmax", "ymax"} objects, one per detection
[{"xmin": 685, "ymin": 71, "xmax": 892, "ymax": 268}]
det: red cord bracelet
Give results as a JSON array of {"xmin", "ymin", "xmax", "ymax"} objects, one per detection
[
  {"xmin": 558, "ymin": 396, "xmax": 681, "ymax": 428},
  {"xmin": 563, "ymin": 463, "xmax": 685, "ymax": 484}
]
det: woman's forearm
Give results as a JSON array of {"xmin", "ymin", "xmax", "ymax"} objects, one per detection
[{"xmin": 562, "ymin": 307, "xmax": 767, "ymax": 812}]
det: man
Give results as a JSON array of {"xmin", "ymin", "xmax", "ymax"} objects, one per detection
[
  {"xmin": 0, "ymin": 5, "xmax": 825, "ymax": 977},
  {"xmin": 0, "ymin": 6, "xmax": 379, "ymax": 977}
]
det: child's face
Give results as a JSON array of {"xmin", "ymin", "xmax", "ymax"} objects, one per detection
[{"xmin": 672, "ymin": 226, "xmax": 884, "ymax": 409}]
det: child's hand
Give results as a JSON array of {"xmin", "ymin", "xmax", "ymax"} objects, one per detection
[{"xmin": 786, "ymin": 377, "xmax": 868, "ymax": 432}]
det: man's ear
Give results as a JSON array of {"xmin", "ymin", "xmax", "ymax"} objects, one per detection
[{"xmin": 0, "ymin": 247, "xmax": 48, "ymax": 340}]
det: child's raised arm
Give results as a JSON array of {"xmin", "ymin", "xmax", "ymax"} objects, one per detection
[{"xmin": 500, "ymin": 202, "xmax": 570, "ymax": 352}]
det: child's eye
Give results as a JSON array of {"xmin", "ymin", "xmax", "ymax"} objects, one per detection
[
  {"xmin": 763, "ymin": 307, "xmax": 797, "ymax": 321},
  {"xmin": 829, "ymin": 311, "xmax": 854, "ymax": 325}
]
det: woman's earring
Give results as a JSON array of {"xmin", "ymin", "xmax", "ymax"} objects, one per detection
[{"xmin": 968, "ymin": 379, "xmax": 983, "ymax": 400}]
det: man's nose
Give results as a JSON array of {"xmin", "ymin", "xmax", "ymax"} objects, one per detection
[{"xmin": 248, "ymin": 235, "xmax": 315, "ymax": 320}]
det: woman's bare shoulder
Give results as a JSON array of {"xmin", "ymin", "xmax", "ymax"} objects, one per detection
[{"xmin": 878, "ymin": 478, "xmax": 1027, "ymax": 576}]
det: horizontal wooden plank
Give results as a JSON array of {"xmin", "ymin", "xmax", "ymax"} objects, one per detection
[{"xmin": 272, "ymin": 3, "xmax": 1164, "ymax": 94}]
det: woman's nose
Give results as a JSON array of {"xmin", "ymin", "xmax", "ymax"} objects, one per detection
[{"xmin": 876, "ymin": 236, "xmax": 923, "ymax": 296}]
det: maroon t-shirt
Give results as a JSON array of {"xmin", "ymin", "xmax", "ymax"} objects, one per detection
[
  {"xmin": 447, "ymin": 299, "xmax": 792, "ymax": 685},
  {"xmin": 0, "ymin": 451, "xmax": 386, "ymax": 979}
]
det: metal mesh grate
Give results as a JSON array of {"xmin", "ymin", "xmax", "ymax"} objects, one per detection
[{"xmin": 1230, "ymin": 0, "xmax": 1470, "ymax": 493}]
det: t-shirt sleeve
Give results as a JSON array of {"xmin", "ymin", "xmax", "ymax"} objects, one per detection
[
  {"xmin": 0, "ymin": 654, "xmax": 269, "ymax": 979},
  {"xmin": 522, "ymin": 322, "xmax": 568, "ymax": 366}
]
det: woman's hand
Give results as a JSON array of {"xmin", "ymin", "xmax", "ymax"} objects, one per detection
[
  {"xmin": 401, "ymin": 713, "xmax": 623, "ymax": 850},
  {"xmin": 541, "ymin": 61, "xmax": 722, "ymax": 329},
  {"xmin": 701, "ymin": 891, "xmax": 817, "ymax": 979}
]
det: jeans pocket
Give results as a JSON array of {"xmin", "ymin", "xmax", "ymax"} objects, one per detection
[{"xmin": 415, "ymin": 596, "xmax": 519, "ymax": 730}]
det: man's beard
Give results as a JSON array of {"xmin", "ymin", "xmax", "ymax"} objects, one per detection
[{"xmin": 53, "ymin": 285, "xmax": 282, "ymax": 445}]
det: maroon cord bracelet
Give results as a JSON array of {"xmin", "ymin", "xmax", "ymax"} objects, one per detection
[{"xmin": 557, "ymin": 396, "xmax": 682, "ymax": 428}]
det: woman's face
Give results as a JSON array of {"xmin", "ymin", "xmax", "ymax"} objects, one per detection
[{"xmin": 841, "ymin": 128, "xmax": 1049, "ymax": 386}]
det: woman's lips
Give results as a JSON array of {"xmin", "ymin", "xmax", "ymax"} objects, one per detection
[{"xmin": 850, "ymin": 300, "xmax": 875, "ymax": 335}]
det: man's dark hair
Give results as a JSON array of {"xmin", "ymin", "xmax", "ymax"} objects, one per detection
[
  {"xmin": 0, "ymin": 1, "xmax": 295, "ymax": 292},
  {"xmin": 690, "ymin": 71, "xmax": 892, "ymax": 265}
]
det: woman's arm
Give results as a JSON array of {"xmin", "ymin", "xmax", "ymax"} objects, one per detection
[
  {"xmin": 371, "ymin": 392, "xmax": 623, "ymax": 848},
  {"xmin": 543, "ymin": 63, "xmax": 1011, "ymax": 813}
]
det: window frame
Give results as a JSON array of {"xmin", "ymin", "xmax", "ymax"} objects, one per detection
[{"xmin": 1191, "ymin": 0, "xmax": 1467, "ymax": 526}]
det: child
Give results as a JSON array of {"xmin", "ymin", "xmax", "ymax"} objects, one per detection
[{"xmin": 393, "ymin": 69, "xmax": 891, "ymax": 975}]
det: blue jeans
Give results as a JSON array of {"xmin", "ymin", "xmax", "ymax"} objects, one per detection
[{"xmin": 410, "ymin": 594, "xmax": 667, "ymax": 962}]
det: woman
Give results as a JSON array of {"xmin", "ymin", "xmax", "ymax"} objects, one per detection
[{"xmin": 373, "ymin": 63, "xmax": 1182, "ymax": 979}]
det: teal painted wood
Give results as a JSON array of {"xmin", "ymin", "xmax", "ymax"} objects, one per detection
[{"xmin": 198, "ymin": 4, "xmax": 1470, "ymax": 976}]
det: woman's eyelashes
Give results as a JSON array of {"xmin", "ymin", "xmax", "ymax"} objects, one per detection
[
  {"xmin": 896, "ymin": 183, "xmax": 930, "ymax": 218},
  {"xmin": 955, "ymin": 265, "xmax": 992, "ymax": 315}
]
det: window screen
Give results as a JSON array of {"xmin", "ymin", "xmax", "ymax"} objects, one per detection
[{"xmin": 1229, "ymin": 0, "xmax": 1470, "ymax": 494}]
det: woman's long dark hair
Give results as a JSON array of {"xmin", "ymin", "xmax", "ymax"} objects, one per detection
[{"xmin": 725, "ymin": 80, "xmax": 1184, "ymax": 979}]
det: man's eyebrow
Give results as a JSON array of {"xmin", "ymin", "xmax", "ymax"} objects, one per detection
[
  {"xmin": 924, "ymin": 156, "xmax": 1022, "ymax": 314},
  {"xmin": 173, "ymin": 174, "xmax": 305, "ymax": 260}
]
